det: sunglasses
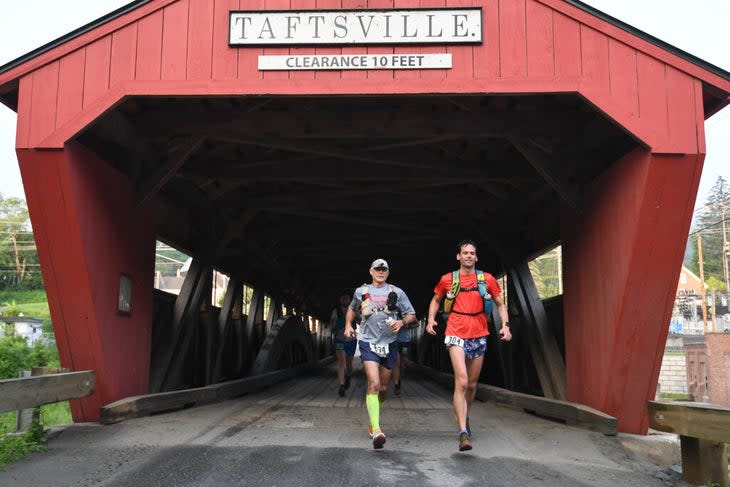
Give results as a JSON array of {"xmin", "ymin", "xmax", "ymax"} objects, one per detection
[{"xmin": 373, "ymin": 267, "xmax": 389, "ymax": 272}]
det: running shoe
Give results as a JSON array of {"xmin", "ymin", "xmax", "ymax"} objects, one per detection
[
  {"xmin": 344, "ymin": 375, "xmax": 351, "ymax": 390},
  {"xmin": 394, "ymin": 383, "xmax": 401, "ymax": 396},
  {"xmin": 466, "ymin": 417, "xmax": 471, "ymax": 437},
  {"xmin": 338, "ymin": 385, "xmax": 345, "ymax": 397},
  {"xmin": 372, "ymin": 430, "xmax": 386, "ymax": 449},
  {"xmin": 458, "ymin": 432, "xmax": 472, "ymax": 452},
  {"xmin": 367, "ymin": 426, "xmax": 373, "ymax": 438}
]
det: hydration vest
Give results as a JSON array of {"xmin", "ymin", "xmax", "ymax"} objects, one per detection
[
  {"xmin": 357, "ymin": 283, "xmax": 398, "ymax": 317},
  {"xmin": 442, "ymin": 270, "xmax": 494, "ymax": 316}
]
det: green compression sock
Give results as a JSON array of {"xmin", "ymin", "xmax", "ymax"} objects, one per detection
[{"xmin": 366, "ymin": 393, "xmax": 381, "ymax": 431}]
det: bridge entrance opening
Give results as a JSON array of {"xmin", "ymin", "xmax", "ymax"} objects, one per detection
[{"xmin": 79, "ymin": 93, "xmax": 638, "ymax": 315}]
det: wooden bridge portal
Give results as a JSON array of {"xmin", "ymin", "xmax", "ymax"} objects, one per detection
[{"xmin": 0, "ymin": 0, "xmax": 728, "ymax": 434}]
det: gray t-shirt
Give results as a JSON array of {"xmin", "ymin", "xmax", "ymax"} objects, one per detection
[{"xmin": 350, "ymin": 283, "xmax": 415, "ymax": 345}]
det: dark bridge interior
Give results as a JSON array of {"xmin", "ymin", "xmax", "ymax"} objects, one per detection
[{"xmin": 79, "ymin": 93, "xmax": 638, "ymax": 316}]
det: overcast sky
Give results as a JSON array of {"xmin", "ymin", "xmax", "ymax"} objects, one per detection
[{"xmin": 0, "ymin": 0, "xmax": 728, "ymax": 211}]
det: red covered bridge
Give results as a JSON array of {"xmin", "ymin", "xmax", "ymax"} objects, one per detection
[{"xmin": 0, "ymin": 0, "xmax": 728, "ymax": 435}]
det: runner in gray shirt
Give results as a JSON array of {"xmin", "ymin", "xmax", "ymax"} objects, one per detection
[{"xmin": 344, "ymin": 258, "xmax": 416, "ymax": 449}]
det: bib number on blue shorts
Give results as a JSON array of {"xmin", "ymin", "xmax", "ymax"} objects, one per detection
[
  {"xmin": 371, "ymin": 343, "xmax": 389, "ymax": 357},
  {"xmin": 444, "ymin": 336, "xmax": 465, "ymax": 348}
]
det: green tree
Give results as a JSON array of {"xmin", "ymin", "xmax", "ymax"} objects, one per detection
[
  {"xmin": 0, "ymin": 195, "xmax": 41, "ymax": 290},
  {"xmin": 686, "ymin": 176, "xmax": 729, "ymax": 292},
  {"xmin": 0, "ymin": 335, "xmax": 32, "ymax": 380}
]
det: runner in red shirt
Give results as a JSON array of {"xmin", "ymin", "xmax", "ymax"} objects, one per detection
[{"xmin": 426, "ymin": 240, "xmax": 511, "ymax": 452}]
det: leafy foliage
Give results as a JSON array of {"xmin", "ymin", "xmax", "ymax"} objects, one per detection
[
  {"xmin": 528, "ymin": 246, "xmax": 562, "ymax": 299},
  {"xmin": 0, "ymin": 195, "xmax": 42, "ymax": 290},
  {"xmin": 0, "ymin": 334, "xmax": 53, "ymax": 380}
]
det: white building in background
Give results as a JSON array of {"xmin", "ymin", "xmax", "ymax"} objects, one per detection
[{"xmin": 0, "ymin": 315, "xmax": 44, "ymax": 345}]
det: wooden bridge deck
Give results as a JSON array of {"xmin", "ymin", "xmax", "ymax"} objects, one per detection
[{"xmin": 0, "ymin": 362, "xmax": 681, "ymax": 487}]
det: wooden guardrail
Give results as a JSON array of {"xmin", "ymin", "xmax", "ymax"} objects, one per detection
[
  {"xmin": 648, "ymin": 400, "xmax": 730, "ymax": 487},
  {"xmin": 100, "ymin": 357, "xmax": 335, "ymax": 424},
  {"xmin": 0, "ymin": 370, "xmax": 95, "ymax": 414}
]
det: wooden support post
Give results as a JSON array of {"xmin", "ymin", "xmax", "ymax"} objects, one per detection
[
  {"xmin": 509, "ymin": 262, "xmax": 567, "ymax": 400},
  {"xmin": 211, "ymin": 277, "xmax": 242, "ymax": 383},
  {"xmin": 680, "ymin": 437, "xmax": 729, "ymax": 487},
  {"xmin": 649, "ymin": 400, "xmax": 730, "ymax": 487}
]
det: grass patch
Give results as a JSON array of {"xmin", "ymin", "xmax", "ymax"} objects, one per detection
[
  {"xmin": 664, "ymin": 351, "xmax": 685, "ymax": 356},
  {"xmin": 0, "ymin": 431, "xmax": 46, "ymax": 470},
  {"xmin": 0, "ymin": 289, "xmax": 47, "ymax": 306},
  {"xmin": 660, "ymin": 392, "xmax": 692, "ymax": 401},
  {"xmin": 0, "ymin": 289, "xmax": 52, "ymax": 332},
  {"xmin": 0, "ymin": 402, "xmax": 72, "ymax": 469}
]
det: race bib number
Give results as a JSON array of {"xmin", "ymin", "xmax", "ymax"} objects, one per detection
[
  {"xmin": 444, "ymin": 336, "xmax": 465, "ymax": 348},
  {"xmin": 371, "ymin": 343, "xmax": 389, "ymax": 357}
]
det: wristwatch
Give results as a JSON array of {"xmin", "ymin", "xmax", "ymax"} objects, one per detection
[{"xmin": 503, "ymin": 322, "xmax": 510, "ymax": 327}]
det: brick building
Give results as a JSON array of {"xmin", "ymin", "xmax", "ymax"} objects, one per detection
[{"xmin": 684, "ymin": 333, "xmax": 730, "ymax": 406}]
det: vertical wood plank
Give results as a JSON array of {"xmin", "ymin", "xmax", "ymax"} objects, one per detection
[
  {"xmin": 28, "ymin": 63, "xmax": 60, "ymax": 147},
  {"xmin": 161, "ymin": 0, "xmax": 190, "ymax": 80},
  {"xmin": 238, "ymin": 0, "xmax": 265, "ymax": 80},
  {"xmin": 499, "ymin": 0, "xmax": 527, "ymax": 78},
  {"xmin": 187, "ymin": 0, "xmax": 215, "ymax": 80},
  {"xmin": 474, "ymin": 0, "xmax": 498, "ymax": 79},
  {"xmin": 693, "ymin": 79, "xmax": 706, "ymax": 154},
  {"xmin": 579, "ymin": 25, "xmax": 609, "ymax": 97},
  {"xmin": 636, "ymin": 52, "xmax": 667, "ymax": 138},
  {"xmin": 110, "ymin": 23, "xmax": 138, "ymax": 85},
  {"xmin": 341, "ymin": 0, "xmax": 368, "ymax": 80},
  {"xmin": 56, "ymin": 50, "xmax": 86, "ymax": 130},
  {"xmin": 563, "ymin": 148, "xmax": 650, "ymax": 414},
  {"xmin": 525, "ymin": 0, "xmax": 553, "ymax": 78},
  {"xmin": 552, "ymin": 12, "xmax": 580, "ymax": 78},
  {"xmin": 136, "ymin": 11, "xmax": 164, "ymax": 80},
  {"xmin": 15, "ymin": 76, "xmax": 33, "ymax": 148},
  {"xmin": 666, "ymin": 66, "xmax": 699, "ymax": 154},
  {"xmin": 212, "ymin": 0, "xmax": 240, "ymax": 80},
  {"xmin": 608, "ymin": 40, "xmax": 638, "ymax": 117},
  {"xmin": 83, "ymin": 38, "xmax": 112, "ymax": 109}
]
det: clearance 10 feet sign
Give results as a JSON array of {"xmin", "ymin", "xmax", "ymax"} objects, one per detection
[{"xmin": 228, "ymin": 8, "xmax": 482, "ymax": 71}]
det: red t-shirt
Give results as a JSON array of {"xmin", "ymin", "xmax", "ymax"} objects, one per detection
[{"xmin": 434, "ymin": 271, "xmax": 502, "ymax": 339}]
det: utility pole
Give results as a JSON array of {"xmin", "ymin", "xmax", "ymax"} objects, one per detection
[
  {"xmin": 722, "ymin": 203, "xmax": 730, "ymax": 306},
  {"xmin": 697, "ymin": 233, "xmax": 708, "ymax": 334}
]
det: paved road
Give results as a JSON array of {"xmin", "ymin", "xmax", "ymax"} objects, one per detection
[{"xmin": 1, "ymin": 364, "xmax": 687, "ymax": 486}]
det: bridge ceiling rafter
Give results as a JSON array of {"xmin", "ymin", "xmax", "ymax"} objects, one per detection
[{"xmin": 77, "ymin": 93, "xmax": 638, "ymax": 315}]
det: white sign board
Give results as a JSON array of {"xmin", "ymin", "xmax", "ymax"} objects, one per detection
[
  {"xmin": 230, "ymin": 8, "xmax": 482, "ymax": 46},
  {"xmin": 258, "ymin": 53, "xmax": 452, "ymax": 70}
]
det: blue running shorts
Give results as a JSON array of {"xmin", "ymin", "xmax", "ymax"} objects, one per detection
[
  {"xmin": 359, "ymin": 340, "xmax": 399, "ymax": 369},
  {"xmin": 335, "ymin": 339, "xmax": 357, "ymax": 356},
  {"xmin": 447, "ymin": 336, "xmax": 487, "ymax": 359}
]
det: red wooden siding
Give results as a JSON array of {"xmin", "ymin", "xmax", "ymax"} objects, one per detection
[
  {"xmin": 135, "ymin": 10, "xmax": 164, "ymax": 80},
  {"xmin": 212, "ymin": 0, "xmax": 240, "ymax": 80},
  {"xmin": 17, "ymin": 144, "xmax": 157, "ymax": 422},
  {"xmin": 56, "ymin": 50, "xmax": 87, "ymax": 130},
  {"xmin": 10, "ymin": 0, "xmax": 720, "ymax": 153},
  {"xmin": 562, "ymin": 149, "xmax": 704, "ymax": 433},
  {"xmin": 110, "ymin": 23, "xmax": 139, "ymax": 84}
]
